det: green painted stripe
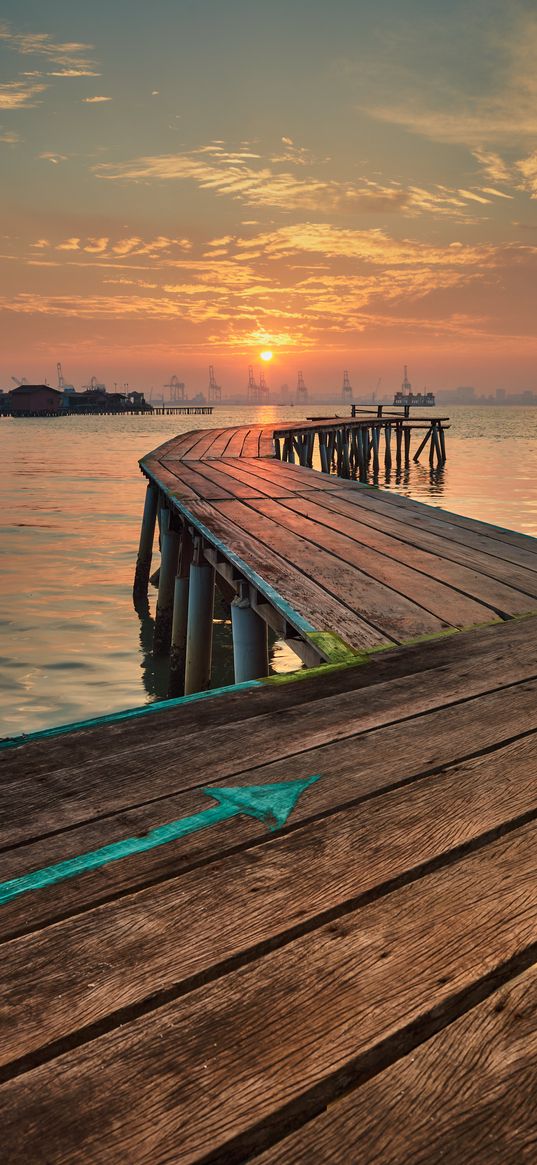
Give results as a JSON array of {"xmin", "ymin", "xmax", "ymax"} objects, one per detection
[
  {"xmin": 0, "ymin": 679, "xmax": 262, "ymax": 751},
  {"xmin": 0, "ymin": 803, "xmax": 234, "ymax": 905},
  {"xmin": 0, "ymin": 775, "xmax": 320, "ymax": 906}
]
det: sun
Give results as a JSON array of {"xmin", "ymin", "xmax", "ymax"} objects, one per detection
[{"xmin": 260, "ymin": 350, "xmax": 273, "ymax": 362}]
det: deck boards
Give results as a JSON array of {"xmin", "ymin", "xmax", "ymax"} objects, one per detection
[
  {"xmin": 3, "ymin": 419, "xmax": 537, "ymax": 1162},
  {"xmin": 143, "ymin": 419, "xmax": 537, "ymax": 655},
  {"xmin": 254, "ymin": 964, "xmax": 537, "ymax": 1165},
  {"xmin": 2, "ymin": 627, "xmax": 537, "ymax": 1162}
]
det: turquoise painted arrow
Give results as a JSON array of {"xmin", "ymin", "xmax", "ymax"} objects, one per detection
[{"xmin": 0, "ymin": 774, "xmax": 320, "ymax": 906}]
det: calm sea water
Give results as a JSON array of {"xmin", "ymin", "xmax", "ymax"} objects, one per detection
[{"xmin": 1, "ymin": 403, "xmax": 536, "ymax": 736}]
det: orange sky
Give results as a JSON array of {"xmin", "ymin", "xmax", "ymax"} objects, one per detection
[{"xmin": 1, "ymin": 1, "xmax": 537, "ymax": 395}]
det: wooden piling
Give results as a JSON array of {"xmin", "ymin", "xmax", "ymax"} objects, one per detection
[
  {"xmin": 404, "ymin": 427, "xmax": 411, "ymax": 464},
  {"xmin": 184, "ymin": 538, "xmax": 215, "ymax": 695},
  {"xmin": 153, "ymin": 508, "xmax": 180, "ymax": 656},
  {"xmin": 384, "ymin": 423, "xmax": 392, "ymax": 471},
  {"xmin": 413, "ymin": 427, "xmax": 432, "ymax": 463},
  {"xmin": 133, "ymin": 480, "xmax": 158, "ymax": 600},
  {"xmin": 169, "ymin": 526, "xmax": 194, "ymax": 697},
  {"xmin": 372, "ymin": 426, "xmax": 380, "ymax": 474}
]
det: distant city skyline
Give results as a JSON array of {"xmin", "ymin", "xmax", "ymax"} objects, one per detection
[{"xmin": 1, "ymin": 1, "xmax": 537, "ymax": 391}]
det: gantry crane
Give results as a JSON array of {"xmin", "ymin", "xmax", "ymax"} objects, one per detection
[
  {"xmin": 164, "ymin": 375, "xmax": 186, "ymax": 403},
  {"xmin": 208, "ymin": 365, "xmax": 222, "ymax": 403},
  {"xmin": 296, "ymin": 370, "xmax": 308, "ymax": 404},
  {"xmin": 247, "ymin": 364, "xmax": 259, "ymax": 403},
  {"xmin": 259, "ymin": 367, "xmax": 269, "ymax": 402},
  {"xmin": 342, "ymin": 370, "xmax": 353, "ymax": 403}
]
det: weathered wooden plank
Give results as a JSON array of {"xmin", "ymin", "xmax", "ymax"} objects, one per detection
[
  {"xmin": 259, "ymin": 428, "xmax": 276, "ymax": 458},
  {"xmin": 248, "ymin": 497, "xmax": 497, "ymax": 628},
  {"xmin": 213, "ymin": 499, "xmax": 450, "ymax": 641},
  {"xmin": 243, "ymin": 428, "xmax": 266, "ymax": 457},
  {"xmin": 332, "ymin": 483, "xmax": 537, "ymax": 573},
  {"xmin": 2, "ymin": 733, "xmax": 536, "ymax": 1073},
  {"xmin": 159, "ymin": 460, "xmax": 236, "ymax": 500},
  {"xmin": 142, "ymin": 458, "xmax": 199, "ymax": 500},
  {"xmin": 316, "ymin": 490, "xmax": 537, "ymax": 599},
  {"xmin": 236, "ymin": 457, "xmax": 343, "ymax": 492},
  {"xmin": 254, "ymin": 963, "xmax": 537, "ymax": 1165},
  {"xmin": 173, "ymin": 496, "xmax": 390, "ymax": 650},
  {"xmin": 2, "ymin": 676, "xmax": 537, "ymax": 938},
  {"xmin": 281, "ymin": 494, "xmax": 536, "ymax": 617},
  {"xmin": 2, "ymin": 823, "xmax": 535, "ymax": 1164},
  {"xmin": 202, "ymin": 427, "xmax": 248, "ymax": 457},
  {"xmin": 202, "ymin": 458, "xmax": 296, "ymax": 498},
  {"xmin": 3, "ymin": 614, "xmax": 535, "ymax": 783},
  {"xmin": 181, "ymin": 429, "xmax": 229, "ymax": 460},
  {"xmin": 224, "ymin": 427, "xmax": 253, "ymax": 457},
  {"xmin": 365, "ymin": 481, "xmax": 537, "ymax": 553}
]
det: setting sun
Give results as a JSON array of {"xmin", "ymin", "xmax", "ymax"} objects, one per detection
[{"xmin": 260, "ymin": 350, "xmax": 273, "ymax": 362}]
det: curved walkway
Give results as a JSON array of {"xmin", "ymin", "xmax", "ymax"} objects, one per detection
[{"xmin": 141, "ymin": 420, "xmax": 537, "ymax": 663}]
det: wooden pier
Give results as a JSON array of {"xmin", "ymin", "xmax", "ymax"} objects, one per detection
[
  {"xmin": 150, "ymin": 405, "xmax": 214, "ymax": 415},
  {"xmin": 275, "ymin": 413, "xmax": 449, "ymax": 475},
  {"xmin": 1, "ymin": 415, "xmax": 536, "ymax": 1163}
]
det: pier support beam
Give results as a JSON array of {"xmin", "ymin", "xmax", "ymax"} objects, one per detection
[
  {"xmin": 168, "ymin": 526, "xmax": 194, "ymax": 697},
  {"xmin": 133, "ymin": 480, "xmax": 158, "ymax": 600},
  {"xmin": 184, "ymin": 538, "xmax": 215, "ymax": 695},
  {"xmin": 231, "ymin": 584, "xmax": 269, "ymax": 683},
  {"xmin": 153, "ymin": 508, "xmax": 180, "ymax": 655}
]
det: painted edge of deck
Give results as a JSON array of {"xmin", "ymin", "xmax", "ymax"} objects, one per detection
[
  {"xmin": 0, "ymin": 679, "xmax": 264, "ymax": 751},
  {"xmin": 140, "ymin": 456, "xmax": 318, "ymax": 639},
  {"xmin": 3, "ymin": 616, "xmax": 520, "ymax": 751}
]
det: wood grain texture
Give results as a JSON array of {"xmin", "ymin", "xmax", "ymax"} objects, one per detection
[
  {"xmin": 179, "ymin": 496, "xmax": 390, "ymax": 649},
  {"xmin": 248, "ymin": 496, "xmax": 497, "ymax": 627},
  {"xmin": 214, "ymin": 498, "xmax": 455, "ymax": 641},
  {"xmin": 281, "ymin": 493, "xmax": 536, "ymax": 616},
  {"xmin": 253, "ymin": 964, "xmax": 537, "ymax": 1165},
  {"xmin": 360, "ymin": 481, "xmax": 537, "ymax": 552},
  {"xmin": 208, "ymin": 457, "xmax": 297, "ymax": 498},
  {"xmin": 2, "ymin": 731, "xmax": 536, "ymax": 1072},
  {"xmin": 2, "ymin": 676, "xmax": 537, "ymax": 939},
  {"xmin": 158, "ymin": 460, "xmax": 236, "ymax": 499},
  {"xmin": 316, "ymin": 490, "xmax": 537, "ymax": 598},
  {"xmin": 2, "ymin": 823, "xmax": 535, "ymax": 1164},
  {"xmin": 332, "ymin": 486, "xmax": 537, "ymax": 573},
  {"xmin": 5, "ymin": 615, "xmax": 537, "ymax": 850}
]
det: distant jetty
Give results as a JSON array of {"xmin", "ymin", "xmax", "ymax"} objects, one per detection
[{"xmin": 0, "ymin": 383, "xmax": 213, "ymax": 418}]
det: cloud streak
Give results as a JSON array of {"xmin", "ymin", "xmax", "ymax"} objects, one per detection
[
  {"xmin": 94, "ymin": 144, "xmax": 489, "ymax": 222},
  {"xmin": 0, "ymin": 22, "xmax": 97, "ymax": 72}
]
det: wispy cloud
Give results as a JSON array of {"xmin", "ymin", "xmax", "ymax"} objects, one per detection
[
  {"xmin": 0, "ymin": 128, "xmax": 20, "ymax": 143},
  {"xmin": 473, "ymin": 150, "xmax": 513, "ymax": 184},
  {"xmin": 517, "ymin": 151, "xmax": 537, "ymax": 197},
  {"xmin": 29, "ymin": 235, "xmax": 193, "ymax": 259},
  {"xmin": 0, "ymin": 80, "xmax": 46, "ymax": 109},
  {"xmin": 82, "ymin": 95, "xmax": 112, "ymax": 104},
  {"xmin": 0, "ymin": 21, "xmax": 97, "ymax": 73},
  {"xmin": 94, "ymin": 143, "xmax": 488, "ymax": 222},
  {"xmin": 353, "ymin": 12, "xmax": 537, "ymax": 147}
]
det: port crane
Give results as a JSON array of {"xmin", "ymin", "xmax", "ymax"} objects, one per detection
[
  {"xmin": 296, "ymin": 371, "xmax": 308, "ymax": 405},
  {"xmin": 164, "ymin": 375, "xmax": 186, "ymax": 403},
  {"xmin": 342, "ymin": 370, "xmax": 353, "ymax": 404},
  {"xmin": 208, "ymin": 366, "xmax": 222, "ymax": 403},
  {"xmin": 259, "ymin": 367, "xmax": 269, "ymax": 403},
  {"xmin": 247, "ymin": 365, "xmax": 259, "ymax": 403}
]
